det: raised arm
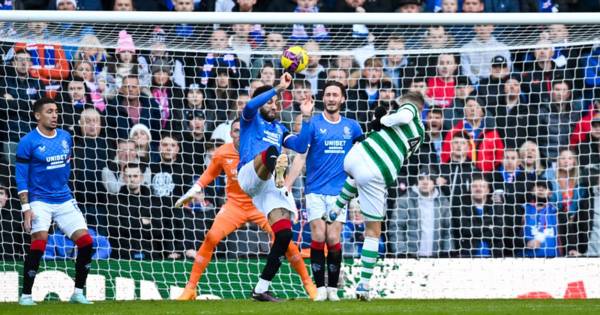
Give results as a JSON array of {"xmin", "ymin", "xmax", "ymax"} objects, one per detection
[
  {"xmin": 284, "ymin": 152, "xmax": 307, "ymax": 192},
  {"xmin": 283, "ymin": 96, "xmax": 314, "ymax": 153},
  {"xmin": 242, "ymin": 72, "xmax": 292, "ymax": 121}
]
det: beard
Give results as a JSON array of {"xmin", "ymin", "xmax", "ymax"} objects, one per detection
[
  {"xmin": 324, "ymin": 103, "xmax": 341, "ymax": 115},
  {"xmin": 259, "ymin": 107, "xmax": 276, "ymax": 122}
]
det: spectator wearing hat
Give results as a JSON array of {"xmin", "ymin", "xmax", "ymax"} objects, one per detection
[
  {"xmin": 149, "ymin": 58, "xmax": 185, "ymax": 133},
  {"xmin": 575, "ymin": 115, "xmax": 600, "ymax": 168},
  {"xmin": 478, "ymin": 55, "xmax": 510, "ymax": 108},
  {"xmin": 49, "ymin": 0, "xmax": 103, "ymax": 10},
  {"xmin": 460, "ymin": 24, "xmax": 511, "ymax": 85},
  {"xmin": 107, "ymin": 30, "xmax": 151, "ymax": 96},
  {"xmin": 529, "ymin": 80, "xmax": 581, "ymax": 160},
  {"xmin": 441, "ymin": 96, "xmax": 505, "ymax": 172},
  {"xmin": 181, "ymin": 111, "xmax": 209, "ymax": 166},
  {"xmin": 396, "ymin": 0, "xmax": 423, "ymax": 12},
  {"xmin": 389, "ymin": 166, "xmax": 452, "ymax": 258}
]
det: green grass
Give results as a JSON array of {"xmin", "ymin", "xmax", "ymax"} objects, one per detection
[{"xmin": 1, "ymin": 299, "xmax": 600, "ymax": 315}]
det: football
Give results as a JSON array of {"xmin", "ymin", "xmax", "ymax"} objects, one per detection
[{"xmin": 280, "ymin": 46, "xmax": 309, "ymax": 73}]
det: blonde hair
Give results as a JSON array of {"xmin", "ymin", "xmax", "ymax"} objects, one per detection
[
  {"xmin": 518, "ymin": 141, "xmax": 544, "ymax": 175},
  {"xmin": 75, "ymin": 34, "xmax": 107, "ymax": 64}
]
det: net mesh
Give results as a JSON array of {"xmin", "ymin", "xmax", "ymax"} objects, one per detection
[{"xmin": 0, "ymin": 19, "xmax": 599, "ymax": 300}]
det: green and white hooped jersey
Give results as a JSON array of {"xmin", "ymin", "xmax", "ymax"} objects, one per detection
[{"xmin": 360, "ymin": 102, "xmax": 425, "ymax": 187}]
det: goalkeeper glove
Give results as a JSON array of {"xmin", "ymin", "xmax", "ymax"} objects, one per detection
[
  {"xmin": 367, "ymin": 105, "xmax": 388, "ymax": 132},
  {"xmin": 175, "ymin": 184, "xmax": 203, "ymax": 208}
]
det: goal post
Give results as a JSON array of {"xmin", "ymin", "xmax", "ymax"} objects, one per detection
[{"xmin": 0, "ymin": 11, "xmax": 600, "ymax": 301}]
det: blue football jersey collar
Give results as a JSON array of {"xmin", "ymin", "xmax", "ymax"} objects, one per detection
[
  {"xmin": 36, "ymin": 127, "xmax": 57, "ymax": 139},
  {"xmin": 321, "ymin": 112, "xmax": 341, "ymax": 125}
]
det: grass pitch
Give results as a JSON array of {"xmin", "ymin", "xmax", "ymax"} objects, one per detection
[{"xmin": 1, "ymin": 299, "xmax": 600, "ymax": 315}]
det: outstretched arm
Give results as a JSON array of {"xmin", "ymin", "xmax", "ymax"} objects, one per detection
[
  {"xmin": 284, "ymin": 152, "xmax": 307, "ymax": 191},
  {"xmin": 380, "ymin": 105, "xmax": 416, "ymax": 127},
  {"xmin": 175, "ymin": 155, "xmax": 223, "ymax": 208},
  {"xmin": 242, "ymin": 72, "xmax": 293, "ymax": 121}
]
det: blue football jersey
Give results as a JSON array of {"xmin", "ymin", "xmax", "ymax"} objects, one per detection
[
  {"xmin": 239, "ymin": 111, "xmax": 289, "ymax": 169},
  {"xmin": 305, "ymin": 113, "xmax": 363, "ymax": 195},
  {"xmin": 16, "ymin": 128, "xmax": 74, "ymax": 204}
]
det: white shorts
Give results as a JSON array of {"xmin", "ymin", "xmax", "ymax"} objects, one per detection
[
  {"xmin": 238, "ymin": 161, "xmax": 297, "ymax": 219},
  {"xmin": 306, "ymin": 193, "xmax": 347, "ymax": 223},
  {"xmin": 343, "ymin": 144, "xmax": 387, "ymax": 221},
  {"xmin": 30, "ymin": 199, "xmax": 88, "ymax": 237}
]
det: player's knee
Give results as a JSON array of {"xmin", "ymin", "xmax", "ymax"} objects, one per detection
[
  {"xmin": 75, "ymin": 233, "xmax": 93, "ymax": 249},
  {"xmin": 30, "ymin": 239, "xmax": 47, "ymax": 252},
  {"xmin": 204, "ymin": 230, "xmax": 222, "ymax": 249}
]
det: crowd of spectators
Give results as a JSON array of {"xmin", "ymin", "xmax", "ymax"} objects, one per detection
[{"xmin": 0, "ymin": 0, "xmax": 600, "ymax": 261}]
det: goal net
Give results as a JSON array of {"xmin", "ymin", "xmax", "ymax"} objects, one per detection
[{"xmin": 1, "ymin": 12, "xmax": 600, "ymax": 301}]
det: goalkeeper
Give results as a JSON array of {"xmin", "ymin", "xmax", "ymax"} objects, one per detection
[
  {"xmin": 175, "ymin": 118, "xmax": 317, "ymax": 300},
  {"xmin": 328, "ymin": 92, "xmax": 425, "ymax": 300}
]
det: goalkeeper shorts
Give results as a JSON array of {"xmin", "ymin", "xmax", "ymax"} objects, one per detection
[
  {"xmin": 238, "ymin": 160, "xmax": 297, "ymax": 220},
  {"xmin": 343, "ymin": 145, "xmax": 387, "ymax": 222},
  {"xmin": 30, "ymin": 199, "xmax": 88, "ymax": 237}
]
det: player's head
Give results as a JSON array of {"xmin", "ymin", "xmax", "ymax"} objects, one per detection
[
  {"xmin": 253, "ymin": 85, "xmax": 279, "ymax": 122},
  {"xmin": 231, "ymin": 118, "xmax": 241, "ymax": 148},
  {"xmin": 159, "ymin": 133, "xmax": 181, "ymax": 163},
  {"xmin": 322, "ymin": 81, "xmax": 346, "ymax": 114},
  {"xmin": 395, "ymin": 91, "xmax": 425, "ymax": 112},
  {"xmin": 33, "ymin": 97, "xmax": 59, "ymax": 131}
]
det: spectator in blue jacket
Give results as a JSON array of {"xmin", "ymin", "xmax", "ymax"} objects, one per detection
[
  {"xmin": 523, "ymin": 181, "xmax": 560, "ymax": 257},
  {"xmin": 583, "ymin": 44, "xmax": 600, "ymax": 100}
]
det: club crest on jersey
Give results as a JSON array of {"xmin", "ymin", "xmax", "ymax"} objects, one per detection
[
  {"xmin": 319, "ymin": 128, "xmax": 327, "ymax": 134},
  {"xmin": 343, "ymin": 126, "xmax": 352, "ymax": 139},
  {"xmin": 61, "ymin": 139, "xmax": 69, "ymax": 154}
]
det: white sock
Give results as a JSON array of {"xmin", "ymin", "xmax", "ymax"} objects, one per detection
[
  {"xmin": 21, "ymin": 294, "xmax": 31, "ymax": 299},
  {"xmin": 254, "ymin": 278, "xmax": 271, "ymax": 294},
  {"xmin": 74, "ymin": 288, "xmax": 83, "ymax": 295},
  {"xmin": 327, "ymin": 287, "xmax": 338, "ymax": 293}
]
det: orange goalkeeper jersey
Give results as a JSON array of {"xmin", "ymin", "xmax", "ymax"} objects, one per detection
[{"xmin": 197, "ymin": 142, "xmax": 255, "ymax": 211}]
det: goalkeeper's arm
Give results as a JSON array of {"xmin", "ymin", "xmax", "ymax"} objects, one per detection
[{"xmin": 175, "ymin": 183, "xmax": 204, "ymax": 208}]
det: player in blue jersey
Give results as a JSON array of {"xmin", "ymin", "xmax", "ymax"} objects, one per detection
[
  {"xmin": 237, "ymin": 72, "xmax": 314, "ymax": 301},
  {"xmin": 285, "ymin": 81, "xmax": 363, "ymax": 301},
  {"xmin": 16, "ymin": 98, "xmax": 94, "ymax": 306}
]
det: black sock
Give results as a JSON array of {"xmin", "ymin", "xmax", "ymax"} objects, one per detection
[
  {"xmin": 327, "ymin": 243, "xmax": 342, "ymax": 288},
  {"xmin": 261, "ymin": 146, "xmax": 279, "ymax": 173},
  {"xmin": 22, "ymin": 240, "xmax": 46, "ymax": 295},
  {"xmin": 260, "ymin": 229, "xmax": 293, "ymax": 281},
  {"xmin": 75, "ymin": 244, "xmax": 94, "ymax": 290},
  {"xmin": 310, "ymin": 241, "xmax": 326, "ymax": 287}
]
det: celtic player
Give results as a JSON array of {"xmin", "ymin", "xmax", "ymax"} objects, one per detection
[{"xmin": 328, "ymin": 92, "xmax": 425, "ymax": 300}]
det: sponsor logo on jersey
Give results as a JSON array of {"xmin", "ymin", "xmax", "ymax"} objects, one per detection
[
  {"xmin": 38, "ymin": 145, "xmax": 46, "ymax": 152},
  {"xmin": 320, "ymin": 128, "xmax": 327, "ymax": 134}
]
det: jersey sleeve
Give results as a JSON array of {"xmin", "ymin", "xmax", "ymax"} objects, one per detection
[
  {"xmin": 283, "ymin": 120, "xmax": 311, "ymax": 154},
  {"xmin": 242, "ymin": 88, "xmax": 277, "ymax": 121},
  {"xmin": 15, "ymin": 137, "xmax": 32, "ymax": 194},
  {"xmin": 352, "ymin": 120, "xmax": 364, "ymax": 140},
  {"xmin": 380, "ymin": 103, "xmax": 416, "ymax": 127},
  {"xmin": 198, "ymin": 149, "xmax": 224, "ymax": 188}
]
